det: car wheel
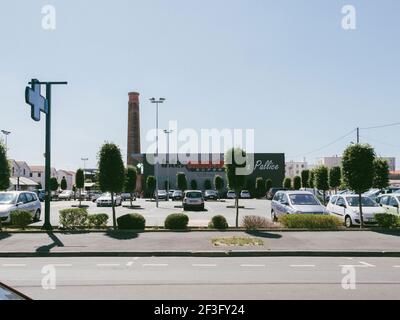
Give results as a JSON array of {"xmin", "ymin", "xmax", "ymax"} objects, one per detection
[
  {"xmin": 345, "ymin": 215, "xmax": 353, "ymax": 228},
  {"xmin": 271, "ymin": 210, "xmax": 278, "ymax": 222},
  {"xmin": 33, "ymin": 210, "xmax": 41, "ymax": 222}
]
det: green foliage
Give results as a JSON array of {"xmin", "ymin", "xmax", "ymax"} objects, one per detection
[
  {"xmin": 50, "ymin": 177, "xmax": 59, "ymax": 192},
  {"xmin": 208, "ymin": 215, "xmax": 229, "ymax": 230},
  {"xmin": 241, "ymin": 215, "xmax": 276, "ymax": 230},
  {"xmin": 373, "ymin": 159, "xmax": 389, "ymax": 190},
  {"xmin": 283, "ymin": 177, "xmax": 292, "ymax": 189},
  {"xmin": 117, "ymin": 213, "xmax": 146, "ymax": 230},
  {"xmin": 125, "ymin": 166, "xmax": 138, "ymax": 194},
  {"xmin": 265, "ymin": 179, "xmax": 273, "ymax": 193},
  {"xmin": 98, "ymin": 143, "xmax": 125, "ymax": 194},
  {"xmin": 314, "ymin": 166, "xmax": 329, "ymax": 191},
  {"xmin": 308, "ymin": 170, "xmax": 315, "ymax": 189},
  {"xmin": 190, "ymin": 179, "xmax": 198, "ymax": 190},
  {"xmin": 146, "ymin": 176, "xmax": 156, "ymax": 196},
  {"xmin": 59, "ymin": 208, "xmax": 88, "ymax": 229},
  {"xmin": 224, "ymin": 148, "xmax": 247, "ymax": 194},
  {"xmin": 164, "ymin": 213, "xmax": 189, "ymax": 230},
  {"xmin": 60, "ymin": 176, "xmax": 68, "ymax": 191},
  {"xmin": 214, "ymin": 175, "xmax": 224, "ymax": 192},
  {"xmin": 0, "ymin": 141, "xmax": 10, "ymax": 191},
  {"xmin": 293, "ymin": 176, "xmax": 302, "ymax": 190},
  {"xmin": 75, "ymin": 169, "xmax": 85, "ymax": 189},
  {"xmin": 279, "ymin": 214, "xmax": 342, "ymax": 229},
  {"xmin": 301, "ymin": 170, "xmax": 310, "ymax": 188},
  {"xmin": 255, "ymin": 177, "xmax": 265, "ymax": 198},
  {"xmin": 87, "ymin": 214, "xmax": 109, "ymax": 229},
  {"xmin": 375, "ymin": 214, "xmax": 399, "ymax": 229},
  {"xmin": 204, "ymin": 179, "xmax": 212, "ymax": 190},
  {"xmin": 176, "ymin": 172, "xmax": 188, "ymax": 191},
  {"xmin": 342, "ymin": 144, "xmax": 375, "ymax": 194},
  {"xmin": 10, "ymin": 210, "xmax": 32, "ymax": 229},
  {"xmin": 329, "ymin": 166, "xmax": 342, "ymax": 191}
]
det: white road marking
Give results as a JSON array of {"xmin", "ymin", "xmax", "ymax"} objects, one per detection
[
  {"xmin": 192, "ymin": 264, "xmax": 217, "ymax": 267},
  {"xmin": 240, "ymin": 264, "xmax": 266, "ymax": 267},
  {"xmin": 2, "ymin": 264, "xmax": 26, "ymax": 267},
  {"xmin": 126, "ymin": 262, "xmax": 134, "ymax": 267},
  {"xmin": 393, "ymin": 266, "xmax": 400, "ymax": 268},
  {"xmin": 143, "ymin": 264, "xmax": 169, "ymax": 267},
  {"xmin": 290, "ymin": 265, "xmax": 316, "ymax": 268},
  {"xmin": 359, "ymin": 261, "xmax": 376, "ymax": 268},
  {"xmin": 97, "ymin": 264, "xmax": 121, "ymax": 267},
  {"xmin": 52, "ymin": 264, "xmax": 72, "ymax": 267},
  {"xmin": 339, "ymin": 261, "xmax": 376, "ymax": 268}
]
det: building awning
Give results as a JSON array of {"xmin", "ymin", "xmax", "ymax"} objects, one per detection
[
  {"xmin": 84, "ymin": 182, "xmax": 96, "ymax": 188},
  {"xmin": 9, "ymin": 177, "xmax": 39, "ymax": 186}
]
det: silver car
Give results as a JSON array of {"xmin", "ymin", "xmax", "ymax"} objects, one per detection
[
  {"xmin": 271, "ymin": 191, "xmax": 328, "ymax": 221},
  {"xmin": 0, "ymin": 191, "xmax": 42, "ymax": 223}
]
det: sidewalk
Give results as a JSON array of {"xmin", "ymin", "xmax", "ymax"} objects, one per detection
[{"xmin": 1, "ymin": 230, "xmax": 400, "ymax": 257}]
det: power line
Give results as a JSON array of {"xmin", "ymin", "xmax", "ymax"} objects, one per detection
[
  {"xmin": 287, "ymin": 129, "xmax": 356, "ymax": 159},
  {"xmin": 360, "ymin": 122, "xmax": 400, "ymax": 130},
  {"xmin": 360, "ymin": 134, "xmax": 400, "ymax": 149}
]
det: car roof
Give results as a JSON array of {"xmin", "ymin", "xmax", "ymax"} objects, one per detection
[
  {"xmin": 0, "ymin": 191, "xmax": 34, "ymax": 194},
  {"xmin": 276, "ymin": 190, "xmax": 314, "ymax": 195},
  {"xmin": 185, "ymin": 190, "xmax": 202, "ymax": 192}
]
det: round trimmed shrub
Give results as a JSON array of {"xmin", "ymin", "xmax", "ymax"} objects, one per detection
[
  {"xmin": 10, "ymin": 210, "xmax": 32, "ymax": 229},
  {"xmin": 165, "ymin": 213, "xmax": 189, "ymax": 230},
  {"xmin": 209, "ymin": 215, "xmax": 228, "ymax": 230},
  {"xmin": 117, "ymin": 213, "xmax": 146, "ymax": 230}
]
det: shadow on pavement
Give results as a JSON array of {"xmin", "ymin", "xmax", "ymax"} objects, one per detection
[
  {"xmin": 36, "ymin": 232, "xmax": 64, "ymax": 253},
  {"xmin": 372, "ymin": 229, "xmax": 400, "ymax": 237},
  {"xmin": 245, "ymin": 231, "xmax": 282, "ymax": 239},
  {"xmin": 105, "ymin": 230, "xmax": 139, "ymax": 240},
  {"xmin": 0, "ymin": 232, "xmax": 11, "ymax": 241}
]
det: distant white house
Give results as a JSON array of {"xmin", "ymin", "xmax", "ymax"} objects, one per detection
[
  {"xmin": 285, "ymin": 161, "xmax": 308, "ymax": 179},
  {"xmin": 57, "ymin": 170, "xmax": 76, "ymax": 190}
]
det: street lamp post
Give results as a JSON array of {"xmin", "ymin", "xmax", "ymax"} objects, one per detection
[
  {"xmin": 164, "ymin": 129, "xmax": 173, "ymax": 200},
  {"xmin": 81, "ymin": 157, "xmax": 88, "ymax": 180},
  {"xmin": 1, "ymin": 130, "xmax": 11, "ymax": 152},
  {"xmin": 150, "ymin": 97, "xmax": 165, "ymax": 208}
]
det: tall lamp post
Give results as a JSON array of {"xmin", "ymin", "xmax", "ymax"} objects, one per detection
[
  {"xmin": 149, "ymin": 97, "xmax": 165, "ymax": 208},
  {"xmin": 81, "ymin": 157, "xmax": 88, "ymax": 179},
  {"xmin": 1, "ymin": 130, "xmax": 11, "ymax": 152},
  {"xmin": 164, "ymin": 129, "xmax": 173, "ymax": 200}
]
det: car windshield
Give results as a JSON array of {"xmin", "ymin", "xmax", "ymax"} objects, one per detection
[
  {"xmin": 186, "ymin": 192, "xmax": 202, "ymax": 198},
  {"xmin": 346, "ymin": 197, "xmax": 378, "ymax": 207},
  {"xmin": 205, "ymin": 190, "xmax": 216, "ymax": 194},
  {"xmin": 0, "ymin": 193, "xmax": 16, "ymax": 204},
  {"xmin": 158, "ymin": 190, "xmax": 167, "ymax": 194},
  {"xmin": 289, "ymin": 194, "xmax": 319, "ymax": 205},
  {"xmin": 0, "ymin": 283, "xmax": 27, "ymax": 300}
]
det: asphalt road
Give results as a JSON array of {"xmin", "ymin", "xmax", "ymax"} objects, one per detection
[
  {"xmin": 31, "ymin": 198, "xmax": 272, "ymax": 228},
  {"xmin": 2, "ymin": 257, "xmax": 400, "ymax": 300}
]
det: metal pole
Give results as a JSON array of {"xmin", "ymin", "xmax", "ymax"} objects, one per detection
[
  {"xmin": 357, "ymin": 127, "xmax": 360, "ymax": 144},
  {"xmin": 43, "ymin": 84, "xmax": 52, "ymax": 230},
  {"xmin": 155, "ymin": 102, "xmax": 159, "ymax": 208}
]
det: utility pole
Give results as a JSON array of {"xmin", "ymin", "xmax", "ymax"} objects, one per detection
[
  {"xmin": 1, "ymin": 130, "xmax": 10, "ymax": 152},
  {"xmin": 356, "ymin": 127, "xmax": 360, "ymax": 144},
  {"xmin": 149, "ymin": 97, "xmax": 166, "ymax": 208}
]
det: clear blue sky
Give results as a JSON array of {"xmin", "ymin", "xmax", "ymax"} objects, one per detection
[{"xmin": 1, "ymin": 0, "xmax": 399, "ymax": 170}]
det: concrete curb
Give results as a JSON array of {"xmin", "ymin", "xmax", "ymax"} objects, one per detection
[{"xmin": 1, "ymin": 250, "xmax": 400, "ymax": 258}]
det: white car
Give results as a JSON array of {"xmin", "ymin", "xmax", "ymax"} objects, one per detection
[
  {"xmin": 240, "ymin": 190, "xmax": 251, "ymax": 199},
  {"xmin": 183, "ymin": 190, "xmax": 205, "ymax": 211},
  {"xmin": 227, "ymin": 190, "xmax": 236, "ymax": 199},
  {"xmin": 327, "ymin": 194, "xmax": 385, "ymax": 228},
  {"xmin": 0, "ymin": 191, "xmax": 42, "ymax": 223},
  {"xmin": 96, "ymin": 193, "xmax": 122, "ymax": 207},
  {"xmin": 58, "ymin": 190, "xmax": 74, "ymax": 201}
]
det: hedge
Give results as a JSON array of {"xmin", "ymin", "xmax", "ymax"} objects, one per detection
[
  {"xmin": 10, "ymin": 210, "xmax": 32, "ymax": 229},
  {"xmin": 279, "ymin": 214, "xmax": 342, "ymax": 229},
  {"xmin": 208, "ymin": 215, "xmax": 228, "ymax": 230},
  {"xmin": 117, "ymin": 213, "xmax": 146, "ymax": 230},
  {"xmin": 59, "ymin": 208, "xmax": 88, "ymax": 229},
  {"xmin": 165, "ymin": 213, "xmax": 189, "ymax": 230}
]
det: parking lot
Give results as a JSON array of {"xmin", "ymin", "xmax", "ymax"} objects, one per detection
[{"xmin": 31, "ymin": 198, "xmax": 272, "ymax": 228}]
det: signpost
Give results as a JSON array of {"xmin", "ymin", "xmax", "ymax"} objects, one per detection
[{"xmin": 25, "ymin": 79, "xmax": 68, "ymax": 230}]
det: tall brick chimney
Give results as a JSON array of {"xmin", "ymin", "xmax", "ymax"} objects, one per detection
[{"xmin": 127, "ymin": 92, "xmax": 141, "ymax": 166}]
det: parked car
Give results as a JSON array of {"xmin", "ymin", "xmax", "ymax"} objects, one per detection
[
  {"xmin": 89, "ymin": 191, "xmax": 102, "ymax": 202},
  {"xmin": 155, "ymin": 190, "xmax": 168, "ymax": 201},
  {"xmin": 266, "ymin": 188, "xmax": 287, "ymax": 200},
  {"xmin": 183, "ymin": 190, "xmax": 205, "ymax": 211},
  {"xmin": 363, "ymin": 188, "xmax": 383, "ymax": 202},
  {"xmin": 271, "ymin": 191, "xmax": 328, "ymax": 221},
  {"xmin": 376, "ymin": 194, "xmax": 400, "ymax": 216},
  {"xmin": 121, "ymin": 193, "xmax": 133, "ymax": 201},
  {"xmin": 0, "ymin": 191, "xmax": 42, "ymax": 223},
  {"xmin": 0, "ymin": 282, "xmax": 30, "ymax": 300},
  {"xmin": 240, "ymin": 190, "xmax": 251, "ymax": 199},
  {"xmin": 35, "ymin": 189, "xmax": 45, "ymax": 202},
  {"xmin": 96, "ymin": 193, "xmax": 122, "ymax": 207},
  {"xmin": 227, "ymin": 190, "xmax": 236, "ymax": 199},
  {"xmin": 385, "ymin": 187, "xmax": 400, "ymax": 194},
  {"xmin": 327, "ymin": 194, "xmax": 385, "ymax": 228},
  {"xmin": 168, "ymin": 190, "xmax": 175, "ymax": 199},
  {"xmin": 58, "ymin": 190, "xmax": 74, "ymax": 201},
  {"xmin": 172, "ymin": 190, "xmax": 183, "ymax": 201},
  {"xmin": 204, "ymin": 190, "xmax": 219, "ymax": 201}
]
